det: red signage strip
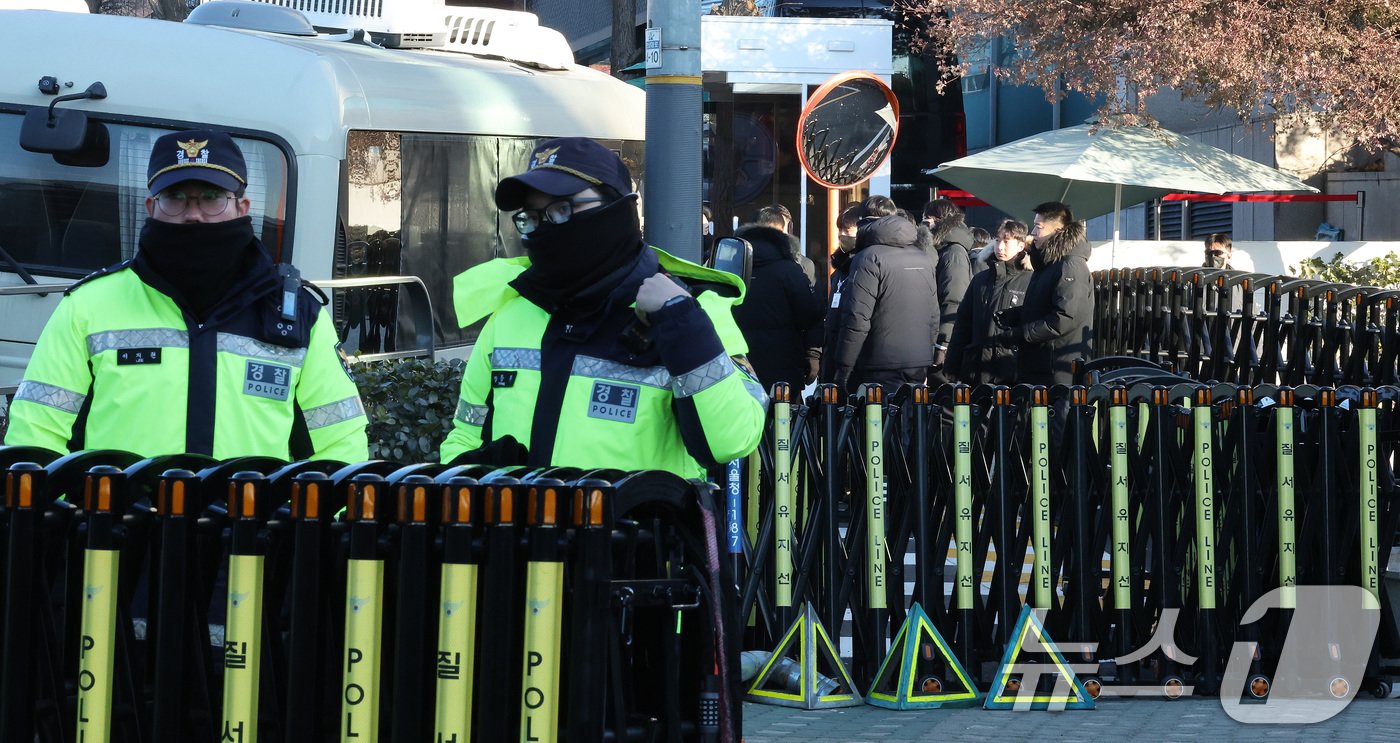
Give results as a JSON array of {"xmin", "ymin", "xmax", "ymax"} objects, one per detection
[
  {"xmin": 933, "ymin": 190, "xmax": 1358, "ymax": 208},
  {"xmin": 1159, "ymin": 193, "xmax": 1357, "ymax": 203}
]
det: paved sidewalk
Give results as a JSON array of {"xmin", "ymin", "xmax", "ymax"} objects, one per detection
[{"xmin": 742, "ymin": 696, "xmax": 1400, "ymax": 742}]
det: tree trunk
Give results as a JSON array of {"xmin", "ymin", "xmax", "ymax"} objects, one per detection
[
  {"xmin": 610, "ymin": 0, "xmax": 638, "ymax": 77},
  {"xmin": 149, "ymin": 0, "xmax": 189, "ymax": 21}
]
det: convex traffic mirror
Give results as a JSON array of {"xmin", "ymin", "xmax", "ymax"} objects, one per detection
[{"xmin": 796, "ymin": 71, "xmax": 899, "ymax": 189}]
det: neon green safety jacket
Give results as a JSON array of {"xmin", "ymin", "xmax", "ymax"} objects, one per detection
[
  {"xmin": 5, "ymin": 254, "xmax": 369, "ymax": 461},
  {"xmin": 440, "ymin": 247, "xmax": 766, "ymax": 478}
]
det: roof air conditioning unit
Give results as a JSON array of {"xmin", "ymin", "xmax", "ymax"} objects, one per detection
[
  {"xmin": 441, "ymin": 8, "xmax": 574, "ymax": 70},
  {"xmin": 239, "ymin": 0, "xmax": 447, "ymax": 49}
]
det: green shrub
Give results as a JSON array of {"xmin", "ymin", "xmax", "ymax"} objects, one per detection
[
  {"xmin": 350, "ymin": 357, "xmax": 464, "ymax": 463},
  {"xmin": 1292, "ymin": 251, "xmax": 1400, "ymax": 289}
]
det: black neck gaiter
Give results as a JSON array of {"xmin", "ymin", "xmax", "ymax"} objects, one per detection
[
  {"xmin": 139, "ymin": 216, "xmax": 257, "ymax": 318},
  {"xmin": 512, "ymin": 197, "xmax": 644, "ymax": 311}
]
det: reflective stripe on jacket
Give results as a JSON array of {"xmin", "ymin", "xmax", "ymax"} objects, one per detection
[{"xmin": 6, "ymin": 266, "xmax": 368, "ymax": 461}]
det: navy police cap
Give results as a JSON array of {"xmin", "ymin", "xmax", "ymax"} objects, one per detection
[
  {"xmin": 495, "ymin": 137, "xmax": 633, "ymax": 211},
  {"xmin": 147, "ymin": 129, "xmax": 248, "ymax": 196}
]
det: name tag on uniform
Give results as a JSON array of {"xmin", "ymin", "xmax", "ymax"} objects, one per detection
[
  {"xmin": 117, "ymin": 347, "xmax": 162, "ymax": 365},
  {"xmin": 492, "ymin": 371, "xmax": 517, "ymax": 388},
  {"xmin": 830, "ymin": 291, "xmax": 842, "ymax": 309},
  {"xmin": 244, "ymin": 361, "xmax": 291, "ymax": 401},
  {"xmin": 588, "ymin": 381, "xmax": 639, "ymax": 424}
]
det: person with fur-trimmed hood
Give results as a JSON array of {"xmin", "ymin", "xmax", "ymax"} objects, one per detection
[
  {"xmin": 993, "ymin": 201, "xmax": 1094, "ymax": 387},
  {"xmin": 922, "ymin": 199, "xmax": 976, "ymax": 376}
]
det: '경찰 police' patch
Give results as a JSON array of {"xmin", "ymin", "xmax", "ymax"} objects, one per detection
[
  {"xmin": 244, "ymin": 360, "xmax": 291, "ymax": 401},
  {"xmin": 588, "ymin": 381, "xmax": 639, "ymax": 424}
]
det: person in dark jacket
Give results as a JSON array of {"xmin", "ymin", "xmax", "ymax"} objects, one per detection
[
  {"xmin": 923, "ymin": 199, "xmax": 975, "ymax": 378},
  {"xmin": 754, "ymin": 203, "xmax": 817, "ymax": 289},
  {"xmin": 822, "ymin": 198, "xmax": 895, "ymax": 383},
  {"xmin": 946, "ymin": 219, "xmax": 1033, "ymax": 386},
  {"xmin": 995, "ymin": 201, "xmax": 1095, "ymax": 387},
  {"xmin": 733, "ymin": 224, "xmax": 826, "ymax": 393},
  {"xmin": 827, "ymin": 199, "xmax": 940, "ymax": 395}
]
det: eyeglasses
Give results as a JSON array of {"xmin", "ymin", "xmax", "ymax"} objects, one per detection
[
  {"xmin": 512, "ymin": 196, "xmax": 607, "ymax": 235},
  {"xmin": 155, "ymin": 189, "xmax": 236, "ymax": 217}
]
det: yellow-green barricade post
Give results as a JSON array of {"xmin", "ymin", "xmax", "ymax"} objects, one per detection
[
  {"xmin": 1108, "ymin": 386, "xmax": 1134, "ymax": 673},
  {"xmin": 434, "ymin": 475, "xmax": 481, "ymax": 742},
  {"xmin": 222, "ymin": 472, "xmax": 268, "ymax": 743},
  {"xmin": 772, "ymin": 382, "xmax": 794, "ymax": 626},
  {"xmin": 860, "ymin": 383, "xmax": 888, "ymax": 686},
  {"xmin": 1029, "ymin": 388, "xmax": 1053, "ymax": 612},
  {"xmin": 75, "ymin": 465, "xmax": 124, "ymax": 743},
  {"xmin": 519, "ymin": 479, "xmax": 566, "ymax": 743},
  {"xmin": 1191, "ymin": 387, "xmax": 1219, "ymax": 694},
  {"xmin": 341, "ymin": 473, "xmax": 387, "ymax": 742},
  {"xmin": 952, "ymin": 385, "xmax": 975, "ymax": 671}
]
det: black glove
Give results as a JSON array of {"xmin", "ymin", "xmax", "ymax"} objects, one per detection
[
  {"xmin": 448, "ymin": 435, "xmax": 529, "ymax": 467},
  {"xmin": 994, "ymin": 326, "xmax": 1020, "ymax": 347},
  {"xmin": 993, "ymin": 307, "xmax": 1021, "ymax": 329}
]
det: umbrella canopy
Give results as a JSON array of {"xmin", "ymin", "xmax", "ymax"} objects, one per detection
[{"xmin": 931, "ymin": 123, "xmax": 1317, "ymax": 221}]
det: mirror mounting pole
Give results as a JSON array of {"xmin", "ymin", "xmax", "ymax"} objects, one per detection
[{"xmin": 43, "ymin": 82, "xmax": 106, "ymax": 126}]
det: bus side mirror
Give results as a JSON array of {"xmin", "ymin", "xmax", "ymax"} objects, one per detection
[{"xmin": 20, "ymin": 82, "xmax": 110, "ymax": 167}]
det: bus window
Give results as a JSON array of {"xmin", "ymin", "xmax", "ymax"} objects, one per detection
[
  {"xmin": 0, "ymin": 113, "xmax": 289, "ymax": 278},
  {"xmin": 341, "ymin": 130, "xmax": 645, "ymax": 352}
]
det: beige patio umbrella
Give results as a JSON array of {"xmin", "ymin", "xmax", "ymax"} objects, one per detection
[{"xmin": 931, "ymin": 123, "xmax": 1317, "ymax": 260}]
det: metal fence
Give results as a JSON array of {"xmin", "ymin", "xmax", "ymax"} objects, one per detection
[{"xmin": 0, "ymin": 450, "xmax": 740, "ymax": 742}]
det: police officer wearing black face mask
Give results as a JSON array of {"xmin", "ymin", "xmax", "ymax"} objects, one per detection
[
  {"xmin": 6, "ymin": 130, "xmax": 369, "ymax": 461},
  {"xmin": 440, "ymin": 137, "xmax": 766, "ymax": 476}
]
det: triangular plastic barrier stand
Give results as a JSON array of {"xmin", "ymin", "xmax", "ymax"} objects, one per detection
[
  {"xmin": 744, "ymin": 602, "xmax": 864, "ymax": 709},
  {"xmin": 866, "ymin": 602, "xmax": 980, "ymax": 709},
  {"xmin": 983, "ymin": 605, "xmax": 1095, "ymax": 710}
]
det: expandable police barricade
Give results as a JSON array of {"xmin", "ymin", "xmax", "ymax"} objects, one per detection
[
  {"xmin": 735, "ymin": 378, "xmax": 1398, "ymax": 710},
  {"xmin": 0, "ymin": 449, "xmax": 741, "ymax": 742},
  {"xmin": 1092, "ymin": 268, "xmax": 1400, "ymax": 388}
]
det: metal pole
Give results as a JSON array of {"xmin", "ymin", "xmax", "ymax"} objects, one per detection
[{"xmin": 644, "ymin": 0, "xmax": 702, "ymax": 262}]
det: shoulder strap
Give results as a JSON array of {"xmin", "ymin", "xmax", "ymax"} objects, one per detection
[{"xmin": 64, "ymin": 259, "xmax": 133, "ymax": 296}]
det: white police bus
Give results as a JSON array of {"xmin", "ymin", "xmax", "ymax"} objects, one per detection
[{"xmin": 0, "ymin": 0, "xmax": 646, "ymax": 399}]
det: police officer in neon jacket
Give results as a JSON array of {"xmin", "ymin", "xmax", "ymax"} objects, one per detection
[
  {"xmin": 440, "ymin": 138, "xmax": 766, "ymax": 477},
  {"xmin": 5, "ymin": 130, "xmax": 368, "ymax": 461}
]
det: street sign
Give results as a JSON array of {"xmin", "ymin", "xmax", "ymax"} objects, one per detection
[{"xmin": 645, "ymin": 28, "xmax": 661, "ymax": 69}]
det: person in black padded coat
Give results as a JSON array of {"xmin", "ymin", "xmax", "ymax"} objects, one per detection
[{"xmin": 732, "ymin": 224, "xmax": 826, "ymax": 394}]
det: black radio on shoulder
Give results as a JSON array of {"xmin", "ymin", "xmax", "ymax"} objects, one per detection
[{"xmin": 261, "ymin": 264, "xmax": 313, "ymax": 348}]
